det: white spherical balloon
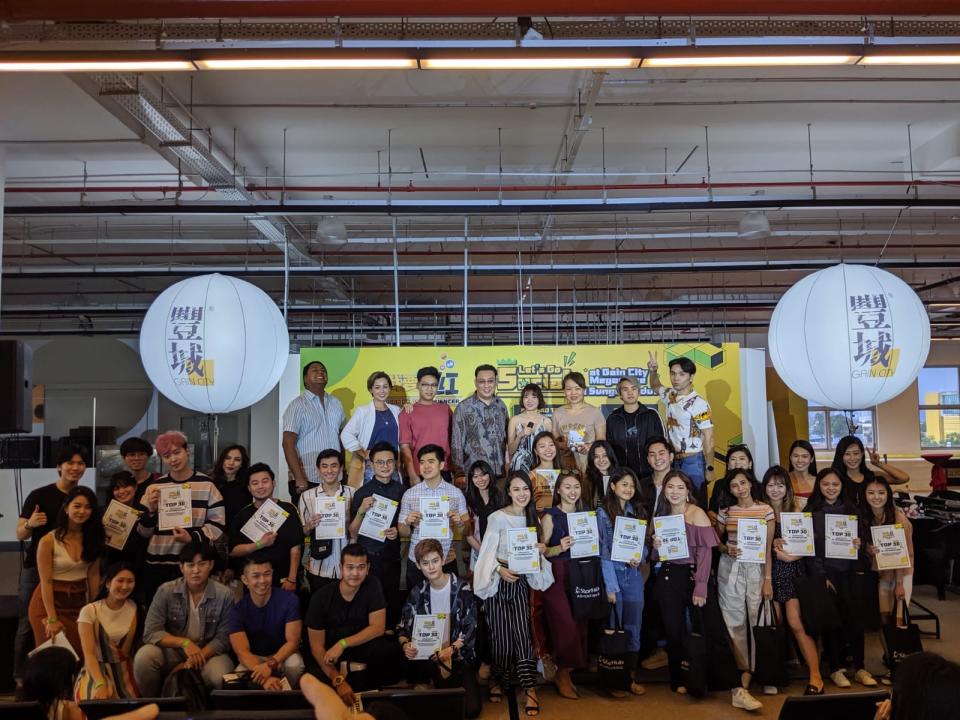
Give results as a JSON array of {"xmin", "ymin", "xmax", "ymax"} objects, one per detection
[
  {"xmin": 768, "ymin": 264, "xmax": 930, "ymax": 410},
  {"xmin": 139, "ymin": 274, "xmax": 289, "ymax": 413}
]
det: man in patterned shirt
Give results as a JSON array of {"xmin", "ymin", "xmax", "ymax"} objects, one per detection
[
  {"xmin": 451, "ymin": 364, "xmax": 508, "ymax": 480},
  {"xmin": 646, "ymin": 353, "xmax": 715, "ymax": 507}
]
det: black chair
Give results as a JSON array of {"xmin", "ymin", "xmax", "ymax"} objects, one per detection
[
  {"xmin": 357, "ymin": 687, "xmax": 465, "ymax": 720},
  {"xmin": 0, "ymin": 701, "xmax": 45, "ymax": 720},
  {"xmin": 209, "ymin": 690, "xmax": 313, "ymax": 711},
  {"xmin": 779, "ymin": 690, "xmax": 889, "ymax": 720},
  {"xmin": 79, "ymin": 696, "xmax": 188, "ymax": 720}
]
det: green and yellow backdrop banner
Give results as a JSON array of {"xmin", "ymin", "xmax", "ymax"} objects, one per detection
[{"xmin": 299, "ymin": 343, "xmax": 744, "ymax": 453}]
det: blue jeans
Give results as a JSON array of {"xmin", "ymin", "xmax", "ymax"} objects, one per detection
[
  {"xmin": 674, "ymin": 452, "xmax": 706, "ymax": 489},
  {"xmin": 14, "ymin": 566, "xmax": 39, "ymax": 681},
  {"xmin": 612, "ymin": 563, "xmax": 644, "ymax": 652}
]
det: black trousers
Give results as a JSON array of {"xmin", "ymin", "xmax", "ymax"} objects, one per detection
[
  {"xmin": 640, "ymin": 564, "xmax": 664, "ymax": 659},
  {"xmin": 404, "ymin": 656, "xmax": 481, "ymax": 718},
  {"xmin": 370, "ymin": 553, "xmax": 403, "ymax": 627},
  {"xmin": 312, "ymin": 636, "xmax": 402, "ymax": 691},
  {"xmin": 823, "ymin": 568, "xmax": 866, "ymax": 671}
]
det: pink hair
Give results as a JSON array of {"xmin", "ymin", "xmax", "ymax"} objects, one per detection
[{"xmin": 155, "ymin": 430, "xmax": 188, "ymax": 457}]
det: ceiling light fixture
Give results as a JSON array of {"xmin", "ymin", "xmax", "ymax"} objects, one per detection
[
  {"xmin": 196, "ymin": 57, "xmax": 417, "ymax": 70},
  {"xmin": 0, "ymin": 60, "xmax": 194, "ymax": 72},
  {"xmin": 859, "ymin": 54, "xmax": 960, "ymax": 65},
  {"xmin": 643, "ymin": 55, "xmax": 857, "ymax": 67},
  {"xmin": 421, "ymin": 57, "xmax": 638, "ymax": 70}
]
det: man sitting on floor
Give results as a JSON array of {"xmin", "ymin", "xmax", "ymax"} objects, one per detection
[
  {"xmin": 306, "ymin": 543, "xmax": 400, "ymax": 706},
  {"xmin": 227, "ymin": 553, "xmax": 305, "ymax": 690},
  {"xmin": 133, "ymin": 542, "xmax": 235, "ymax": 696}
]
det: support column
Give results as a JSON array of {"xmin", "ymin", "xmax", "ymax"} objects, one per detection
[{"xmin": 0, "ymin": 146, "xmax": 5, "ymax": 326}]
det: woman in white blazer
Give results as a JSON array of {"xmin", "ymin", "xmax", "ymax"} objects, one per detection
[{"xmin": 340, "ymin": 371, "xmax": 401, "ymax": 487}]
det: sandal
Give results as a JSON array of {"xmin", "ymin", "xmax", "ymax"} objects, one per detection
[
  {"xmin": 525, "ymin": 690, "xmax": 541, "ymax": 716},
  {"xmin": 803, "ymin": 684, "xmax": 825, "ymax": 696},
  {"xmin": 488, "ymin": 683, "xmax": 502, "ymax": 703}
]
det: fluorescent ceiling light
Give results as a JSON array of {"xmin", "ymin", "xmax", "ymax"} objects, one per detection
[
  {"xmin": 196, "ymin": 58, "xmax": 416, "ymax": 70},
  {"xmin": 643, "ymin": 55, "xmax": 856, "ymax": 67},
  {"xmin": 860, "ymin": 54, "xmax": 960, "ymax": 65},
  {"xmin": 421, "ymin": 57, "xmax": 638, "ymax": 70},
  {"xmin": 0, "ymin": 61, "xmax": 194, "ymax": 72}
]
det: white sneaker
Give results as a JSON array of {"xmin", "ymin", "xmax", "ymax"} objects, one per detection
[
  {"xmin": 732, "ymin": 687, "xmax": 763, "ymax": 711},
  {"xmin": 763, "ymin": 685, "xmax": 778, "ymax": 695},
  {"xmin": 854, "ymin": 669, "xmax": 878, "ymax": 687},
  {"xmin": 830, "ymin": 670, "xmax": 851, "ymax": 688},
  {"xmin": 641, "ymin": 648, "xmax": 669, "ymax": 670}
]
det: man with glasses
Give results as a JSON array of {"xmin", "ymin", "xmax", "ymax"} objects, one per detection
[
  {"xmin": 451, "ymin": 364, "xmax": 509, "ymax": 480},
  {"xmin": 347, "ymin": 442, "xmax": 404, "ymax": 626},
  {"xmin": 399, "ymin": 366, "xmax": 453, "ymax": 486}
]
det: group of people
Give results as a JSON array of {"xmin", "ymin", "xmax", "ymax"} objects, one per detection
[{"xmin": 12, "ymin": 355, "xmax": 920, "ymax": 718}]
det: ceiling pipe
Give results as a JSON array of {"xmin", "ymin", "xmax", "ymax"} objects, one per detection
[
  {"xmin": 4, "ymin": 257, "xmax": 957, "ymax": 279},
  {"xmin": 8, "ymin": 179, "xmax": 960, "ymax": 195},
  {"xmin": 3, "ymin": 1, "xmax": 959, "ymax": 21}
]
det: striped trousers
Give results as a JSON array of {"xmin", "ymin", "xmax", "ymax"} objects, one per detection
[{"xmin": 483, "ymin": 575, "xmax": 539, "ymax": 689}]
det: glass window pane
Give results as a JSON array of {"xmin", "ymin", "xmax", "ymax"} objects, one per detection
[
  {"xmin": 917, "ymin": 367, "xmax": 960, "ymax": 406},
  {"xmin": 829, "ymin": 410, "xmax": 874, "ymax": 449},
  {"xmin": 920, "ymin": 409, "xmax": 960, "ymax": 448},
  {"xmin": 809, "ymin": 411, "xmax": 827, "ymax": 449}
]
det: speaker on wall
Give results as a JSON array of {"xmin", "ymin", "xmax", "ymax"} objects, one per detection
[{"xmin": 0, "ymin": 340, "xmax": 32, "ymax": 434}]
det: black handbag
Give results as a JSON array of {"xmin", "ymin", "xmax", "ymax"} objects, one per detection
[
  {"xmin": 793, "ymin": 574, "xmax": 841, "ymax": 635},
  {"xmin": 751, "ymin": 598, "xmax": 789, "ymax": 688},
  {"xmin": 881, "ymin": 599, "xmax": 923, "ymax": 672},
  {"xmin": 566, "ymin": 557, "xmax": 609, "ymax": 620},
  {"xmin": 597, "ymin": 606, "xmax": 631, "ymax": 691},
  {"xmin": 681, "ymin": 607, "xmax": 708, "ymax": 698},
  {"xmin": 850, "ymin": 570, "xmax": 882, "ymax": 631}
]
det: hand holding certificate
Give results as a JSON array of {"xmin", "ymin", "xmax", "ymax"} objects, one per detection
[
  {"xmin": 240, "ymin": 498, "xmax": 289, "ymax": 544},
  {"xmin": 103, "ymin": 500, "xmax": 141, "ymax": 551},
  {"xmin": 157, "ymin": 483, "xmax": 192, "ymax": 530},
  {"xmin": 780, "ymin": 512, "xmax": 815, "ymax": 557},
  {"xmin": 412, "ymin": 614, "xmax": 446, "ymax": 660},
  {"xmin": 314, "ymin": 495, "xmax": 346, "ymax": 540},
  {"xmin": 507, "ymin": 527, "xmax": 541, "ymax": 574},
  {"xmin": 654, "ymin": 514, "xmax": 689, "ymax": 561},
  {"xmin": 871, "ymin": 524, "xmax": 911, "ymax": 570},
  {"xmin": 419, "ymin": 496, "xmax": 450, "ymax": 539},
  {"xmin": 568, "ymin": 511, "xmax": 600, "ymax": 558},
  {"xmin": 358, "ymin": 494, "xmax": 400, "ymax": 542},
  {"xmin": 611, "ymin": 516, "xmax": 647, "ymax": 563},
  {"xmin": 736, "ymin": 518, "xmax": 767, "ymax": 564},
  {"xmin": 825, "ymin": 513, "xmax": 858, "ymax": 559}
]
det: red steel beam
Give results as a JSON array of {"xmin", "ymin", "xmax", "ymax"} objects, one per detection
[{"xmin": 3, "ymin": 1, "xmax": 960, "ymax": 21}]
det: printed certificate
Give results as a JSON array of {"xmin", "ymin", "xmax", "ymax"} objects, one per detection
[
  {"xmin": 654, "ymin": 514, "xmax": 689, "ymax": 561},
  {"xmin": 358, "ymin": 494, "xmax": 400, "ymax": 542},
  {"xmin": 314, "ymin": 495, "xmax": 347, "ymax": 540},
  {"xmin": 419, "ymin": 496, "xmax": 450, "ymax": 539},
  {"xmin": 103, "ymin": 500, "xmax": 141, "ymax": 551},
  {"xmin": 507, "ymin": 527, "xmax": 541, "ymax": 574},
  {"xmin": 611, "ymin": 516, "xmax": 647, "ymax": 563},
  {"xmin": 533, "ymin": 469, "xmax": 559, "ymax": 493},
  {"xmin": 568, "ymin": 511, "xmax": 600, "ymax": 558},
  {"xmin": 825, "ymin": 513, "xmax": 859, "ymax": 559},
  {"xmin": 412, "ymin": 614, "xmax": 446, "ymax": 660},
  {"xmin": 240, "ymin": 498, "xmax": 289, "ymax": 543},
  {"xmin": 157, "ymin": 483, "xmax": 192, "ymax": 531},
  {"xmin": 871, "ymin": 524, "xmax": 911, "ymax": 570},
  {"xmin": 780, "ymin": 512, "xmax": 815, "ymax": 557},
  {"xmin": 736, "ymin": 518, "xmax": 768, "ymax": 564}
]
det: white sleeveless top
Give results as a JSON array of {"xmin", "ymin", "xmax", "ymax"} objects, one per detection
[{"xmin": 52, "ymin": 536, "xmax": 89, "ymax": 582}]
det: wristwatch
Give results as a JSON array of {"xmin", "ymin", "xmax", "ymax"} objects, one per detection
[
  {"xmin": 266, "ymin": 657, "xmax": 279, "ymax": 671},
  {"xmin": 332, "ymin": 675, "xmax": 346, "ymax": 687}
]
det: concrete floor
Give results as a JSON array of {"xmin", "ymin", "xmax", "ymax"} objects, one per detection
[{"xmin": 478, "ymin": 584, "xmax": 957, "ymax": 720}]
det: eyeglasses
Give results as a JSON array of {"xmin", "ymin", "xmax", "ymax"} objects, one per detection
[
  {"xmin": 419, "ymin": 382, "xmax": 439, "ymax": 389},
  {"xmin": 373, "ymin": 459, "xmax": 395, "ymax": 467}
]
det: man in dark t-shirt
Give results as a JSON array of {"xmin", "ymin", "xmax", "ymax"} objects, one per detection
[
  {"xmin": 305, "ymin": 544, "xmax": 399, "ymax": 704},
  {"xmin": 229, "ymin": 463, "xmax": 303, "ymax": 590},
  {"xmin": 14, "ymin": 445, "xmax": 88, "ymax": 686},
  {"xmin": 348, "ymin": 442, "xmax": 403, "ymax": 626}
]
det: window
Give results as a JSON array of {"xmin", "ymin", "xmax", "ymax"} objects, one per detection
[
  {"xmin": 808, "ymin": 408, "xmax": 876, "ymax": 451},
  {"xmin": 918, "ymin": 366, "xmax": 960, "ymax": 449}
]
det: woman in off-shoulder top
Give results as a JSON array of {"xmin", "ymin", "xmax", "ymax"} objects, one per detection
[{"xmin": 650, "ymin": 470, "xmax": 720, "ymax": 695}]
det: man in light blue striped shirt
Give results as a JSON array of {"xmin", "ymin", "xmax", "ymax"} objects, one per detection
[{"xmin": 282, "ymin": 361, "xmax": 345, "ymax": 499}]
